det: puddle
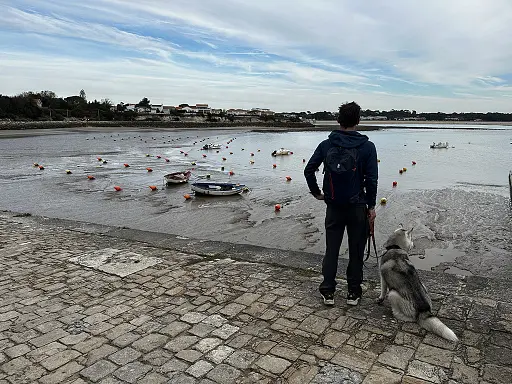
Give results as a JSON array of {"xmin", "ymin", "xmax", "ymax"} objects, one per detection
[
  {"xmin": 444, "ymin": 266, "xmax": 473, "ymax": 276},
  {"xmin": 409, "ymin": 243, "xmax": 465, "ymax": 271}
]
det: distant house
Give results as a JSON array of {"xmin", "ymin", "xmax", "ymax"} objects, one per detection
[
  {"xmin": 227, "ymin": 108, "xmax": 250, "ymax": 116},
  {"xmin": 362, "ymin": 116, "xmax": 388, "ymax": 121},
  {"xmin": 251, "ymin": 108, "xmax": 275, "ymax": 116},
  {"xmin": 124, "ymin": 103, "xmax": 137, "ymax": 112},
  {"xmin": 162, "ymin": 105, "xmax": 176, "ymax": 114},
  {"xmin": 195, "ymin": 104, "xmax": 211, "ymax": 114},
  {"xmin": 150, "ymin": 104, "xmax": 164, "ymax": 114}
]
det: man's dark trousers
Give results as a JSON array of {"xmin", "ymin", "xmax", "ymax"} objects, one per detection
[{"xmin": 319, "ymin": 203, "xmax": 368, "ymax": 295}]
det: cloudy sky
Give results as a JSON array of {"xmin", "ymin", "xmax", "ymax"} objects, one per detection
[{"xmin": 1, "ymin": 0, "xmax": 512, "ymax": 112}]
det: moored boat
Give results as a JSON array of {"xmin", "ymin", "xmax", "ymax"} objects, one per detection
[
  {"xmin": 191, "ymin": 182, "xmax": 246, "ymax": 196},
  {"xmin": 202, "ymin": 143, "xmax": 222, "ymax": 150},
  {"xmin": 271, "ymin": 148, "xmax": 291, "ymax": 156},
  {"xmin": 164, "ymin": 171, "xmax": 191, "ymax": 185},
  {"xmin": 430, "ymin": 142, "xmax": 449, "ymax": 149}
]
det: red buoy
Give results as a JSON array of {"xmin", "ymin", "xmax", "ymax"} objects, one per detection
[
  {"xmin": 165, "ymin": 158, "xmax": 170, "ymax": 162},
  {"xmin": 229, "ymin": 170, "xmax": 235, "ymax": 176},
  {"xmin": 184, "ymin": 193, "xmax": 191, "ymax": 200},
  {"xmin": 286, "ymin": 176, "xmax": 292, "ymax": 181},
  {"xmin": 149, "ymin": 185, "xmax": 157, "ymax": 191},
  {"xmin": 203, "ymin": 154, "xmax": 207, "ymax": 158},
  {"xmin": 275, "ymin": 204, "xmax": 281, "ymax": 212},
  {"xmin": 412, "ymin": 161, "xmax": 417, "ymax": 165},
  {"xmin": 146, "ymin": 168, "xmax": 153, "ymax": 172},
  {"xmin": 392, "ymin": 181, "xmax": 398, "ymax": 187},
  {"xmin": 87, "ymin": 175, "xmax": 95, "ymax": 180},
  {"xmin": 114, "ymin": 186, "xmax": 122, "ymax": 191},
  {"xmin": 273, "ymin": 164, "xmax": 277, "ymax": 168},
  {"xmin": 124, "ymin": 163, "xmax": 130, "ymax": 167},
  {"xmin": 38, "ymin": 165, "xmax": 45, "ymax": 170}
]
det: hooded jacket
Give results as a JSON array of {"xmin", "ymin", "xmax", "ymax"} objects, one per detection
[{"xmin": 304, "ymin": 130, "xmax": 378, "ymax": 207}]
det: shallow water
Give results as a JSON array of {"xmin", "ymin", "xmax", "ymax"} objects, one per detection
[{"xmin": 1, "ymin": 126, "xmax": 511, "ymax": 277}]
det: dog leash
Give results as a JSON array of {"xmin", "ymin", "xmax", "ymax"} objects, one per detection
[{"xmin": 364, "ymin": 218, "xmax": 379, "ymax": 262}]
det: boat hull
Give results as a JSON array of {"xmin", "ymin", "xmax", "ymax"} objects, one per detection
[{"xmin": 191, "ymin": 183, "xmax": 245, "ymax": 196}]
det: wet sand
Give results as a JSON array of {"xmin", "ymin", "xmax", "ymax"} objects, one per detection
[{"xmin": 1, "ymin": 127, "xmax": 510, "ymax": 279}]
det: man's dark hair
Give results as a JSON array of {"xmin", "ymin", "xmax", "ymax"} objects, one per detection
[{"xmin": 337, "ymin": 101, "xmax": 361, "ymax": 128}]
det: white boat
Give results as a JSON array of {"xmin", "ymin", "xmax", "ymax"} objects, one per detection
[
  {"xmin": 164, "ymin": 171, "xmax": 191, "ymax": 185},
  {"xmin": 202, "ymin": 143, "xmax": 222, "ymax": 150},
  {"xmin": 191, "ymin": 182, "xmax": 246, "ymax": 196},
  {"xmin": 271, "ymin": 148, "xmax": 291, "ymax": 156},
  {"xmin": 430, "ymin": 142, "xmax": 449, "ymax": 149}
]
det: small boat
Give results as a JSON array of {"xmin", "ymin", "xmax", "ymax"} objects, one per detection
[
  {"xmin": 202, "ymin": 143, "xmax": 222, "ymax": 150},
  {"xmin": 191, "ymin": 182, "xmax": 246, "ymax": 196},
  {"xmin": 164, "ymin": 171, "xmax": 191, "ymax": 185},
  {"xmin": 271, "ymin": 148, "xmax": 291, "ymax": 156},
  {"xmin": 430, "ymin": 142, "xmax": 449, "ymax": 149}
]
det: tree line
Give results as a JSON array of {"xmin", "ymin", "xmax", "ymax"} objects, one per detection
[
  {"xmin": 298, "ymin": 109, "xmax": 512, "ymax": 122},
  {"xmin": 2, "ymin": 90, "xmax": 512, "ymax": 122}
]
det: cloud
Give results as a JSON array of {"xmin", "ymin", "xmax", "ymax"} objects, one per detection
[{"xmin": 1, "ymin": 0, "xmax": 512, "ymax": 111}]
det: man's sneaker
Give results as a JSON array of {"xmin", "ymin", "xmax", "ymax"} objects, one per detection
[
  {"xmin": 347, "ymin": 291, "xmax": 361, "ymax": 306},
  {"xmin": 321, "ymin": 292, "xmax": 335, "ymax": 306}
]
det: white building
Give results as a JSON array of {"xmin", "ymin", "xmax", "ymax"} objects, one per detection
[
  {"xmin": 227, "ymin": 108, "xmax": 250, "ymax": 116},
  {"xmin": 251, "ymin": 108, "xmax": 275, "ymax": 116}
]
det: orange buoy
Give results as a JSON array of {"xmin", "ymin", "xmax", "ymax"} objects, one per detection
[
  {"xmin": 114, "ymin": 186, "xmax": 122, "ymax": 191},
  {"xmin": 392, "ymin": 181, "xmax": 398, "ymax": 187},
  {"xmin": 402, "ymin": 167, "xmax": 407, "ymax": 172},
  {"xmin": 184, "ymin": 193, "xmax": 191, "ymax": 200},
  {"xmin": 38, "ymin": 165, "xmax": 45, "ymax": 170},
  {"xmin": 146, "ymin": 168, "xmax": 153, "ymax": 172},
  {"xmin": 124, "ymin": 163, "xmax": 130, "ymax": 167},
  {"xmin": 87, "ymin": 175, "xmax": 95, "ymax": 180},
  {"xmin": 412, "ymin": 161, "xmax": 417, "ymax": 165},
  {"xmin": 97, "ymin": 157, "xmax": 102, "ymax": 161},
  {"xmin": 165, "ymin": 158, "xmax": 170, "ymax": 162},
  {"xmin": 275, "ymin": 204, "xmax": 281, "ymax": 212},
  {"xmin": 149, "ymin": 185, "xmax": 158, "ymax": 191},
  {"xmin": 250, "ymin": 160, "xmax": 254, "ymax": 164},
  {"xmin": 285, "ymin": 176, "xmax": 292, "ymax": 181},
  {"xmin": 66, "ymin": 170, "xmax": 72, "ymax": 174},
  {"xmin": 273, "ymin": 164, "xmax": 277, "ymax": 168},
  {"xmin": 229, "ymin": 170, "xmax": 235, "ymax": 176}
]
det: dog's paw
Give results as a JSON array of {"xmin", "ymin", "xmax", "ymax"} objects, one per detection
[{"xmin": 375, "ymin": 296, "xmax": 385, "ymax": 304}]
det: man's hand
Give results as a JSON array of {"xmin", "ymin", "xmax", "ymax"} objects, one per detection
[
  {"xmin": 314, "ymin": 193, "xmax": 324, "ymax": 200},
  {"xmin": 368, "ymin": 208, "xmax": 376, "ymax": 222}
]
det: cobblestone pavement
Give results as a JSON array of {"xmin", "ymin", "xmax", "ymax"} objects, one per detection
[{"xmin": 1, "ymin": 212, "xmax": 511, "ymax": 384}]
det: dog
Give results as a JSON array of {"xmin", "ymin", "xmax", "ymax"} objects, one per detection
[{"xmin": 376, "ymin": 226, "xmax": 459, "ymax": 342}]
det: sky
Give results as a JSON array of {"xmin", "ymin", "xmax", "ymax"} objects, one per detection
[{"xmin": 1, "ymin": 0, "xmax": 512, "ymax": 112}]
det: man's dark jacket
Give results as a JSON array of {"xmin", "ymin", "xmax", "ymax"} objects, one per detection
[{"xmin": 304, "ymin": 130, "xmax": 378, "ymax": 208}]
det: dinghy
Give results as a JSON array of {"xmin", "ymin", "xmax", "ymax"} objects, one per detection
[
  {"xmin": 271, "ymin": 148, "xmax": 291, "ymax": 156},
  {"xmin": 202, "ymin": 143, "xmax": 222, "ymax": 150},
  {"xmin": 191, "ymin": 182, "xmax": 246, "ymax": 196},
  {"xmin": 164, "ymin": 171, "xmax": 191, "ymax": 185}
]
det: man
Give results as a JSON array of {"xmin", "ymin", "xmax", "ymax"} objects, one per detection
[{"xmin": 304, "ymin": 102, "xmax": 378, "ymax": 306}]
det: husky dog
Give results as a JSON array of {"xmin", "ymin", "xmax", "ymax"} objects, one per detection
[{"xmin": 376, "ymin": 226, "xmax": 458, "ymax": 342}]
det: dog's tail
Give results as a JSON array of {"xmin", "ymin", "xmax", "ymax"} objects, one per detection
[{"xmin": 418, "ymin": 312, "xmax": 458, "ymax": 342}]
